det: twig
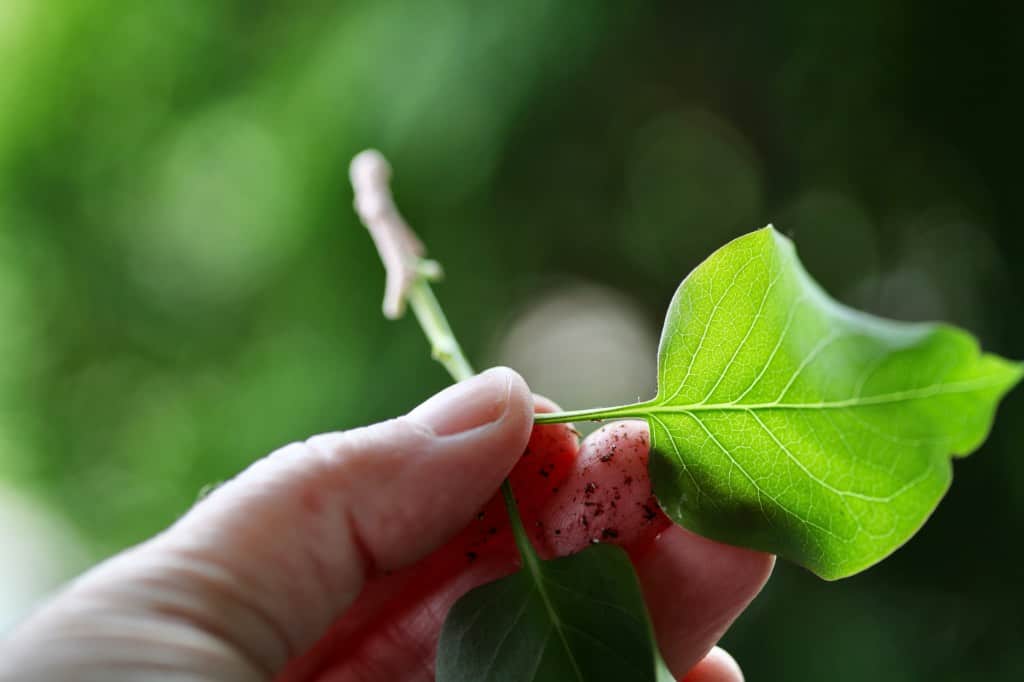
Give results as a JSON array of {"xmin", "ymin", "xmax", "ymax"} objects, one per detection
[
  {"xmin": 349, "ymin": 149, "xmax": 470, "ymax": 380},
  {"xmin": 349, "ymin": 149, "xmax": 441, "ymax": 319}
]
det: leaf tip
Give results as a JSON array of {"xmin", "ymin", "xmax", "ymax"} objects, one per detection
[
  {"xmin": 1000, "ymin": 359, "xmax": 1024, "ymax": 402},
  {"xmin": 983, "ymin": 353, "xmax": 1024, "ymax": 396},
  {"xmin": 760, "ymin": 222, "xmax": 794, "ymax": 252},
  {"xmin": 1009, "ymin": 359, "xmax": 1024, "ymax": 385}
]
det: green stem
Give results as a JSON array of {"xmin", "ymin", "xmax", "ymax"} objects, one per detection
[
  {"xmin": 501, "ymin": 476, "xmax": 540, "ymax": 570},
  {"xmin": 533, "ymin": 400, "xmax": 657, "ymax": 425},
  {"xmin": 406, "ymin": 282, "xmax": 474, "ymax": 383},
  {"xmin": 404, "ymin": 274, "xmax": 536, "ymax": 563}
]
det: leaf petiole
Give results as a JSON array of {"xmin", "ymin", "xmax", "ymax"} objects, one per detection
[
  {"xmin": 405, "ymin": 280, "xmax": 474, "ymax": 383},
  {"xmin": 533, "ymin": 401, "xmax": 657, "ymax": 425}
]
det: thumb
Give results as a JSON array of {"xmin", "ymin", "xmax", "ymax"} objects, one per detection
[{"xmin": 3, "ymin": 367, "xmax": 532, "ymax": 680}]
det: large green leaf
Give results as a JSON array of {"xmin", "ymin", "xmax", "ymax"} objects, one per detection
[
  {"xmin": 436, "ymin": 544, "xmax": 658, "ymax": 682},
  {"xmin": 646, "ymin": 226, "xmax": 1021, "ymax": 578},
  {"xmin": 536, "ymin": 226, "xmax": 1022, "ymax": 579}
]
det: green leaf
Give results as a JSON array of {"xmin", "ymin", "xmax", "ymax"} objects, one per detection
[
  {"xmin": 535, "ymin": 226, "xmax": 1022, "ymax": 579},
  {"xmin": 436, "ymin": 543, "xmax": 659, "ymax": 682},
  {"xmin": 643, "ymin": 226, "xmax": 1022, "ymax": 578}
]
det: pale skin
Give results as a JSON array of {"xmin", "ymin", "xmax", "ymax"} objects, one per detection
[{"xmin": 0, "ymin": 368, "xmax": 773, "ymax": 681}]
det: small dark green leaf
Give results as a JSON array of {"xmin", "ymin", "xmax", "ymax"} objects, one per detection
[{"xmin": 436, "ymin": 544, "xmax": 659, "ymax": 682}]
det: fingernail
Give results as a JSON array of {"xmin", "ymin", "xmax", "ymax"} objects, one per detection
[{"xmin": 407, "ymin": 367, "xmax": 515, "ymax": 437}]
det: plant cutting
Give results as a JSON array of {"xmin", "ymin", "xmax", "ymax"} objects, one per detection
[{"xmin": 349, "ymin": 150, "xmax": 1022, "ymax": 681}]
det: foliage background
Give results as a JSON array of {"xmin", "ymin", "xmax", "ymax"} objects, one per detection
[{"xmin": 1, "ymin": 2, "xmax": 1022, "ymax": 679}]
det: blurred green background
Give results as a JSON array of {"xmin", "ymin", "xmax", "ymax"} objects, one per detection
[{"xmin": 1, "ymin": 1, "xmax": 1022, "ymax": 679}]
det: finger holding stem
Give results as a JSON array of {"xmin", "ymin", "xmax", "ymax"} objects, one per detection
[{"xmin": 349, "ymin": 149, "xmax": 531, "ymax": 561}]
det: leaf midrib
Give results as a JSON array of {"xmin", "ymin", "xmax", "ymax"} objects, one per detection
[
  {"xmin": 536, "ymin": 376, "xmax": 1008, "ymax": 427},
  {"xmin": 565, "ymin": 376, "xmax": 1005, "ymax": 425},
  {"xmin": 520, "ymin": 550, "xmax": 585, "ymax": 682},
  {"xmin": 655, "ymin": 374, "xmax": 1005, "ymax": 413}
]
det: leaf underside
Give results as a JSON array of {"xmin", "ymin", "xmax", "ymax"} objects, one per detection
[
  {"xmin": 436, "ymin": 544, "xmax": 658, "ymax": 682},
  {"xmin": 646, "ymin": 226, "xmax": 1022, "ymax": 579}
]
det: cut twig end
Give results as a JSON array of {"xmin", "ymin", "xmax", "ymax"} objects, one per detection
[{"xmin": 349, "ymin": 149, "xmax": 428, "ymax": 319}]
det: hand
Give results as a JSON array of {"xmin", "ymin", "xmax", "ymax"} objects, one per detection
[{"xmin": 0, "ymin": 368, "xmax": 772, "ymax": 682}]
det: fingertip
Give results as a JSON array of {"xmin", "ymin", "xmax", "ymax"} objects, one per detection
[
  {"xmin": 442, "ymin": 367, "xmax": 535, "ymax": 466},
  {"xmin": 404, "ymin": 367, "xmax": 532, "ymax": 443},
  {"xmin": 683, "ymin": 647, "xmax": 744, "ymax": 682},
  {"xmin": 485, "ymin": 366, "xmax": 534, "ymax": 446}
]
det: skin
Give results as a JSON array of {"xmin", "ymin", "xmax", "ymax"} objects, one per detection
[{"xmin": 0, "ymin": 368, "xmax": 773, "ymax": 681}]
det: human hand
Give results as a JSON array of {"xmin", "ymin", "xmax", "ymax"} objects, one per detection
[{"xmin": 0, "ymin": 368, "xmax": 772, "ymax": 682}]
